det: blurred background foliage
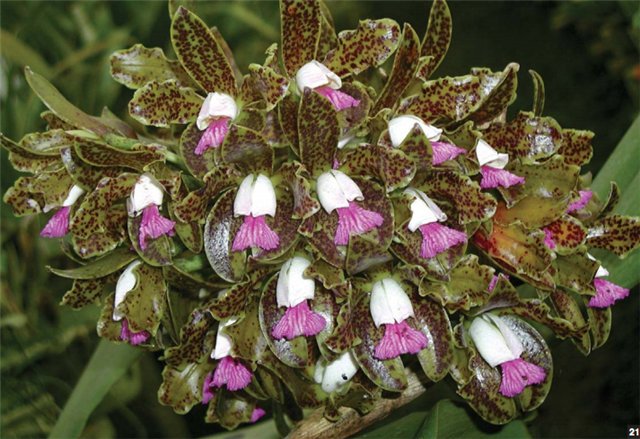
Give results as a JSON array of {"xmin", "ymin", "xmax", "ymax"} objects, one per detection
[{"xmin": 0, "ymin": 1, "xmax": 638, "ymax": 438}]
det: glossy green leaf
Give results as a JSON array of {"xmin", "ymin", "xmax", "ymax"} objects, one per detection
[{"xmin": 128, "ymin": 80, "xmax": 202, "ymax": 127}]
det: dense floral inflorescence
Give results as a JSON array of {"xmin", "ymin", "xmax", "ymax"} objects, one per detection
[{"xmin": 2, "ymin": 0, "xmax": 639, "ymax": 430}]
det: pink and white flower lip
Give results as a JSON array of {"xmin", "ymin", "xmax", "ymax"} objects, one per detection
[
  {"xmin": 113, "ymin": 260, "xmax": 151, "ymax": 345},
  {"xmin": 195, "ymin": 92, "xmax": 239, "ymax": 155},
  {"xmin": 295, "ymin": 61, "xmax": 360, "ymax": 111},
  {"xmin": 40, "ymin": 184, "xmax": 85, "ymax": 238},
  {"xmin": 387, "ymin": 115, "xmax": 465, "ymax": 165},
  {"xmin": 475, "ymin": 139, "xmax": 525, "ymax": 189},
  {"xmin": 586, "ymin": 254, "xmax": 630, "ymax": 308},
  {"xmin": 314, "ymin": 350, "xmax": 359, "ymax": 393},
  {"xmin": 232, "ymin": 174, "xmax": 280, "ymax": 252},
  {"xmin": 469, "ymin": 314, "xmax": 546, "ymax": 397},
  {"xmin": 566, "ymin": 190, "xmax": 593, "ymax": 213},
  {"xmin": 316, "ymin": 170, "xmax": 383, "ymax": 245},
  {"xmin": 370, "ymin": 278, "xmax": 427, "ymax": 360},
  {"xmin": 272, "ymin": 256, "xmax": 326, "ymax": 340},
  {"xmin": 404, "ymin": 188, "xmax": 467, "ymax": 258},
  {"xmin": 128, "ymin": 173, "xmax": 175, "ymax": 250}
]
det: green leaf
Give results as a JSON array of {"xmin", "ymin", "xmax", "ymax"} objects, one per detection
[
  {"xmin": 280, "ymin": 0, "xmax": 321, "ymax": 76},
  {"xmin": 128, "ymin": 80, "xmax": 202, "ymax": 127},
  {"xmin": 48, "ymin": 339, "xmax": 142, "ymax": 439},
  {"xmin": 0, "ymin": 29, "xmax": 52, "ymax": 78},
  {"xmin": 48, "ymin": 247, "xmax": 136, "ymax": 279}
]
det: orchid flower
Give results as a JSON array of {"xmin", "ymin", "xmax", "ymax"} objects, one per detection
[
  {"xmin": 272, "ymin": 256, "xmax": 326, "ymax": 340},
  {"xmin": 370, "ymin": 278, "xmax": 427, "ymax": 360},
  {"xmin": 388, "ymin": 115, "xmax": 466, "ymax": 165},
  {"xmin": 40, "ymin": 184, "xmax": 85, "ymax": 238},
  {"xmin": 195, "ymin": 92, "xmax": 239, "ymax": 155},
  {"xmin": 586, "ymin": 255, "xmax": 630, "ymax": 308},
  {"xmin": 113, "ymin": 260, "xmax": 151, "ymax": 345},
  {"xmin": 469, "ymin": 314, "xmax": 546, "ymax": 397},
  {"xmin": 566, "ymin": 190, "xmax": 593, "ymax": 214},
  {"xmin": 128, "ymin": 173, "xmax": 175, "ymax": 250},
  {"xmin": 232, "ymin": 174, "xmax": 280, "ymax": 252},
  {"xmin": 404, "ymin": 188, "xmax": 467, "ymax": 258},
  {"xmin": 296, "ymin": 61, "xmax": 360, "ymax": 111},
  {"xmin": 475, "ymin": 139, "xmax": 525, "ymax": 189},
  {"xmin": 316, "ymin": 170, "xmax": 383, "ymax": 245},
  {"xmin": 313, "ymin": 350, "xmax": 359, "ymax": 393}
]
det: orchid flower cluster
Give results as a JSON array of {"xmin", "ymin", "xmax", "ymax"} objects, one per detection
[{"xmin": 3, "ymin": 0, "xmax": 638, "ymax": 430}]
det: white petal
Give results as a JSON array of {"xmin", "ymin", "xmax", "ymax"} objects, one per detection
[
  {"xmin": 212, "ymin": 318, "xmax": 238, "ymax": 359},
  {"xmin": 317, "ymin": 171, "xmax": 350, "ymax": 213},
  {"xmin": 250, "ymin": 174, "xmax": 277, "ymax": 217},
  {"xmin": 475, "ymin": 139, "xmax": 509, "ymax": 169},
  {"xmin": 296, "ymin": 61, "xmax": 332, "ymax": 92},
  {"xmin": 485, "ymin": 314, "xmax": 524, "ymax": 359},
  {"xmin": 276, "ymin": 256, "xmax": 315, "ymax": 307},
  {"xmin": 62, "ymin": 185, "xmax": 85, "ymax": 207},
  {"xmin": 233, "ymin": 175, "xmax": 255, "ymax": 217},
  {"xmin": 587, "ymin": 253, "xmax": 609, "ymax": 278},
  {"xmin": 314, "ymin": 351, "xmax": 359, "ymax": 393},
  {"xmin": 404, "ymin": 188, "xmax": 447, "ymax": 231},
  {"xmin": 332, "ymin": 170, "xmax": 363, "ymax": 202},
  {"xmin": 388, "ymin": 115, "xmax": 442, "ymax": 147},
  {"xmin": 196, "ymin": 92, "xmax": 237, "ymax": 130},
  {"xmin": 468, "ymin": 316, "xmax": 518, "ymax": 367},
  {"xmin": 129, "ymin": 173, "xmax": 164, "ymax": 215},
  {"xmin": 113, "ymin": 260, "xmax": 142, "ymax": 321},
  {"xmin": 370, "ymin": 278, "xmax": 415, "ymax": 327}
]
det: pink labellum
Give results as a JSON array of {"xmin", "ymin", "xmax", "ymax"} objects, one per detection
[
  {"xmin": 588, "ymin": 278, "xmax": 630, "ymax": 308},
  {"xmin": 212, "ymin": 356, "xmax": 253, "ymax": 391},
  {"xmin": 566, "ymin": 190, "xmax": 593, "ymax": 213},
  {"xmin": 431, "ymin": 141, "xmax": 466, "ymax": 165},
  {"xmin": 40, "ymin": 206, "xmax": 71, "ymax": 238},
  {"xmin": 120, "ymin": 319, "xmax": 150, "ymax": 346},
  {"xmin": 543, "ymin": 227, "xmax": 556, "ymax": 250},
  {"xmin": 202, "ymin": 372, "xmax": 215, "ymax": 404},
  {"xmin": 335, "ymin": 201, "xmax": 384, "ymax": 245},
  {"xmin": 139, "ymin": 204, "xmax": 176, "ymax": 250},
  {"xmin": 271, "ymin": 300, "xmax": 326, "ymax": 340},
  {"xmin": 418, "ymin": 222, "xmax": 467, "ymax": 259},
  {"xmin": 374, "ymin": 320, "xmax": 428, "ymax": 360},
  {"xmin": 499, "ymin": 357, "xmax": 546, "ymax": 397},
  {"xmin": 195, "ymin": 117, "xmax": 230, "ymax": 155},
  {"xmin": 232, "ymin": 214, "xmax": 280, "ymax": 252},
  {"xmin": 480, "ymin": 165, "xmax": 525, "ymax": 189},
  {"xmin": 315, "ymin": 86, "xmax": 360, "ymax": 111},
  {"xmin": 251, "ymin": 407, "xmax": 266, "ymax": 423}
]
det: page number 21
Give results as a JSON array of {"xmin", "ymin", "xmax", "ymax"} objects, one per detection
[{"xmin": 629, "ymin": 426, "xmax": 640, "ymax": 437}]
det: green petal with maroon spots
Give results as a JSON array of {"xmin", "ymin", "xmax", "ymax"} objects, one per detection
[
  {"xmin": 559, "ymin": 129, "xmax": 594, "ymax": 166},
  {"xmin": 280, "ymin": 0, "xmax": 321, "ymax": 76},
  {"xmin": 587, "ymin": 306, "xmax": 611, "ymax": 350},
  {"xmin": 74, "ymin": 138, "xmax": 164, "ymax": 171},
  {"xmin": 553, "ymin": 253, "xmax": 598, "ymax": 296},
  {"xmin": 384, "ymin": 125, "xmax": 433, "ymax": 171},
  {"xmin": 341, "ymin": 144, "xmax": 416, "ymax": 193},
  {"xmin": 211, "ymin": 26, "xmax": 242, "ymax": 85},
  {"xmin": 128, "ymin": 80, "xmax": 203, "ymax": 127},
  {"xmin": 164, "ymin": 308, "xmax": 216, "ymax": 367},
  {"xmin": 419, "ymin": 170, "xmax": 497, "ymax": 224},
  {"xmin": 158, "ymin": 361, "xmax": 212, "ymax": 414},
  {"xmin": 216, "ymin": 392, "xmax": 258, "ymax": 430},
  {"xmin": 25, "ymin": 67, "xmax": 113, "ymax": 136},
  {"xmin": 204, "ymin": 281, "xmax": 252, "ymax": 321},
  {"xmin": 60, "ymin": 147, "xmax": 126, "ymax": 191},
  {"xmin": 248, "ymin": 64, "xmax": 290, "ymax": 111},
  {"xmin": 97, "ymin": 293, "xmax": 128, "ymax": 343},
  {"xmin": 1, "ymin": 134, "xmax": 61, "ymax": 173},
  {"xmin": 346, "ymin": 234, "xmax": 393, "ymax": 276},
  {"xmin": 278, "ymin": 94, "xmax": 300, "ymax": 154},
  {"xmin": 20, "ymin": 129, "xmax": 74, "ymax": 155},
  {"xmin": 544, "ymin": 215, "xmax": 587, "ymax": 255},
  {"xmin": 312, "ymin": 287, "xmax": 340, "ymax": 358},
  {"xmin": 169, "ymin": 204, "xmax": 203, "ymax": 254},
  {"xmin": 598, "ymin": 182, "xmax": 620, "ymax": 218},
  {"xmin": 278, "ymin": 162, "xmax": 321, "ymax": 219},
  {"xmin": 27, "ymin": 167, "xmax": 73, "ymax": 208},
  {"xmin": 220, "ymin": 125, "xmax": 274, "ymax": 174},
  {"xmin": 412, "ymin": 291, "xmax": 454, "ymax": 382},
  {"xmin": 301, "ymin": 212, "xmax": 343, "ymax": 269},
  {"xmin": 420, "ymin": 0, "xmax": 452, "ymax": 78},
  {"xmin": 203, "ymin": 189, "xmax": 247, "ymax": 283},
  {"xmin": 262, "ymin": 352, "xmax": 326, "ymax": 409},
  {"xmin": 483, "ymin": 111, "xmax": 564, "ymax": 161},
  {"xmin": 252, "ymin": 189, "xmax": 301, "ymax": 263},
  {"xmin": 317, "ymin": 0, "xmax": 338, "ymax": 61},
  {"xmin": 351, "ymin": 292, "xmax": 407, "ymax": 392},
  {"xmin": 324, "ymin": 19, "xmax": 401, "ymax": 78},
  {"xmin": 173, "ymin": 167, "xmax": 237, "ymax": 223},
  {"xmin": 550, "ymin": 290, "xmax": 591, "ymax": 355},
  {"xmin": 72, "ymin": 213, "xmax": 126, "ymax": 260},
  {"xmin": 170, "ymin": 7, "xmax": 237, "ymax": 95},
  {"xmin": 373, "ymin": 24, "xmax": 421, "ymax": 114},
  {"xmin": 41, "ymin": 110, "xmax": 74, "ymax": 130},
  {"xmin": 323, "ymin": 296, "xmax": 358, "ymax": 353},
  {"xmin": 298, "ymin": 88, "xmax": 339, "ymax": 177},
  {"xmin": 586, "ymin": 215, "xmax": 640, "ymax": 257},
  {"xmin": 110, "ymin": 44, "xmax": 196, "ymax": 90},
  {"xmin": 116, "ymin": 262, "xmax": 168, "ymax": 334},
  {"xmin": 473, "ymin": 222, "xmax": 555, "ymax": 291},
  {"xmin": 61, "ymin": 275, "xmax": 115, "ymax": 310},
  {"xmin": 48, "ymin": 246, "xmax": 137, "ymax": 279},
  {"xmin": 224, "ymin": 294, "xmax": 271, "ymax": 362},
  {"xmin": 333, "ymin": 375, "xmax": 380, "ymax": 415},
  {"xmin": 259, "ymin": 275, "xmax": 314, "ymax": 368},
  {"xmin": 437, "ymin": 255, "xmax": 494, "ymax": 312},
  {"xmin": 529, "ymin": 69, "xmax": 545, "ymax": 116},
  {"xmin": 306, "ymin": 258, "xmax": 346, "ymax": 291},
  {"xmin": 336, "ymin": 81, "xmax": 373, "ymax": 137},
  {"xmin": 465, "ymin": 64, "xmax": 519, "ymax": 126},
  {"xmin": 163, "ymin": 264, "xmax": 217, "ymax": 297},
  {"xmin": 127, "ymin": 214, "xmax": 173, "ymax": 267}
]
